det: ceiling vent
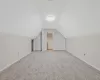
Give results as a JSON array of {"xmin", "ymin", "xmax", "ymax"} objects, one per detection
[{"xmin": 48, "ymin": 0, "xmax": 53, "ymax": 1}]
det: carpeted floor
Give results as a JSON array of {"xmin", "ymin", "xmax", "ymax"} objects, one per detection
[{"xmin": 0, "ymin": 51, "xmax": 100, "ymax": 80}]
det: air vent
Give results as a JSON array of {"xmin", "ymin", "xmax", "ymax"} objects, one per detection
[{"xmin": 48, "ymin": 0, "xmax": 53, "ymax": 1}]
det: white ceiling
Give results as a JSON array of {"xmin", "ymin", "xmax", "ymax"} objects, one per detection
[
  {"xmin": 33, "ymin": 0, "xmax": 100, "ymax": 37},
  {"xmin": 59, "ymin": 0, "xmax": 100, "ymax": 37},
  {"xmin": 32, "ymin": 0, "xmax": 68, "ymax": 29},
  {"xmin": 0, "ymin": 0, "xmax": 100, "ymax": 38},
  {"xmin": 33, "ymin": 0, "xmax": 68, "ymax": 13}
]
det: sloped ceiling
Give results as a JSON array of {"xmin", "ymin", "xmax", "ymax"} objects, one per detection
[
  {"xmin": 0, "ymin": 0, "xmax": 42, "ymax": 38},
  {"xmin": 0, "ymin": 0, "xmax": 100, "ymax": 38},
  {"xmin": 59, "ymin": 0, "xmax": 100, "ymax": 38}
]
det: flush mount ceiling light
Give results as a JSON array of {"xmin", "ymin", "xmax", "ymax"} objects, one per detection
[{"xmin": 45, "ymin": 15, "xmax": 56, "ymax": 22}]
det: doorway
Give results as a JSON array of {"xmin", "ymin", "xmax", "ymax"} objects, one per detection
[
  {"xmin": 31, "ymin": 39, "xmax": 34, "ymax": 52},
  {"xmin": 47, "ymin": 32, "xmax": 53, "ymax": 50}
]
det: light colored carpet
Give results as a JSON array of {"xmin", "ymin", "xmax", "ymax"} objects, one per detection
[{"xmin": 0, "ymin": 51, "xmax": 100, "ymax": 80}]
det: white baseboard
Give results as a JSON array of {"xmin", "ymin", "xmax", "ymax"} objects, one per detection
[
  {"xmin": 80, "ymin": 58, "xmax": 100, "ymax": 72},
  {"xmin": 66, "ymin": 51, "xmax": 100, "ymax": 73},
  {"xmin": 0, "ymin": 53, "xmax": 31, "ymax": 73}
]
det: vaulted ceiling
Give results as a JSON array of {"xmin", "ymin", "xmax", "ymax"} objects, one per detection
[{"xmin": 0, "ymin": 0, "xmax": 100, "ymax": 38}]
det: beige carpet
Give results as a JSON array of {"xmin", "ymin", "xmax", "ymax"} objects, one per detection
[{"xmin": 0, "ymin": 51, "xmax": 100, "ymax": 80}]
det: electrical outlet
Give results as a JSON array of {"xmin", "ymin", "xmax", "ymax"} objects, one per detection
[{"xmin": 84, "ymin": 53, "xmax": 87, "ymax": 56}]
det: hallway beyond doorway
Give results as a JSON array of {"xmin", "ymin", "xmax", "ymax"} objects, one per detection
[{"xmin": 47, "ymin": 32, "xmax": 53, "ymax": 50}]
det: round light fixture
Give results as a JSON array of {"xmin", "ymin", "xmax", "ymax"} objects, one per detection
[{"xmin": 46, "ymin": 15, "xmax": 56, "ymax": 22}]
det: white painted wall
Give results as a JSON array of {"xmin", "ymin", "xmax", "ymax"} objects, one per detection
[
  {"xmin": 66, "ymin": 34, "xmax": 100, "ymax": 71},
  {"xmin": 59, "ymin": 0, "xmax": 100, "ymax": 71},
  {"xmin": 34, "ymin": 34, "xmax": 41, "ymax": 51},
  {"xmin": 42, "ymin": 29, "xmax": 65, "ymax": 51},
  {"xmin": 0, "ymin": 0, "xmax": 43, "ymax": 72},
  {"xmin": 0, "ymin": 0, "xmax": 42, "ymax": 38},
  {"xmin": 53, "ymin": 31, "xmax": 66, "ymax": 50},
  {"xmin": 42, "ymin": 30, "xmax": 47, "ymax": 51},
  {"xmin": 0, "ymin": 32, "xmax": 31, "ymax": 72}
]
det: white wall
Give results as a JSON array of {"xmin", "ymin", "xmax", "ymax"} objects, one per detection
[
  {"xmin": 42, "ymin": 29, "xmax": 66, "ymax": 51},
  {"xmin": 66, "ymin": 34, "xmax": 100, "ymax": 71},
  {"xmin": 0, "ymin": 0, "xmax": 43, "ymax": 72},
  {"xmin": 42, "ymin": 30, "xmax": 47, "ymax": 51},
  {"xmin": 59, "ymin": 0, "xmax": 100, "ymax": 71},
  {"xmin": 0, "ymin": 0, "xmax": 42, "ymax": 38},
  {"xmin": 53, "ymin": 31, "xmax": 66, "ymax": 50},
  {"xmin": 34, "ymin": 34, "xmax": 41, "ymax": 51},
  {"xmin": 59, "ymin": 0, "xmax": 100, "ymax": 38},
  {"xmin": 0, "ymin": 32, "xmax": 31, "ymax": 72}
]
